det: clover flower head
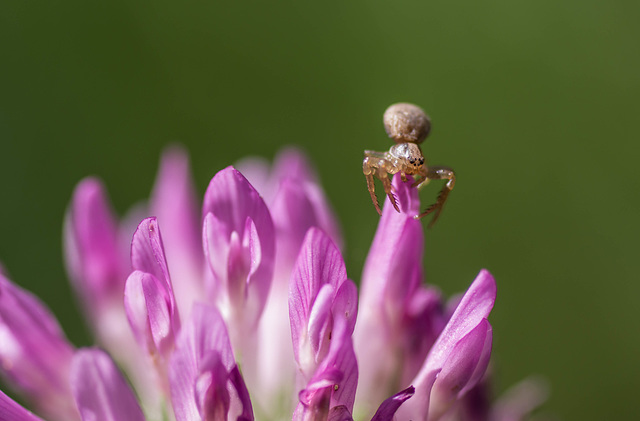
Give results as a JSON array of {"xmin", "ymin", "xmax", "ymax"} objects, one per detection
[{"xmin": 0, "ymin": 146, "xmax": 544, "ymax": 421}]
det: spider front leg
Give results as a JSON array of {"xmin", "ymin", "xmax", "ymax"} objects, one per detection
[
  {"xmin": 415, "ymin": 166, "xmax": 456, "ymax": 228},
  {"xmin": 363, "ymin": 152, "xmax": 401, "ymax": 215}
]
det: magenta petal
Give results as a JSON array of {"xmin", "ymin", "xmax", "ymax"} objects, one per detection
[
  {"xmin": 296, "ymin": 318, "xmax": 358, "ymax": 418},
  {"xmin": 270, "ymin": 176, "xmax": 343, "ymax": 265},
  {"xmin": 130, "ymin": 217, "xmax": 172, "ymax": 292},
  {"xmin": 63, "ymin": 177, "xmax": 124, "ymax": 314},
  {"xmin": 0, "ymin": 275, "xmax": 78, "ymax": 421},
  {"xmin": 434, "ymin": 319, "xmax": 493, "ymax": 401},
  {"xmin": 398, "ymin": 270, "xmax": 497, "ymax": 421},
  {"xmin": 307, "ymin": 284, "xmax": 334, "ymax": 363},
  {"xmin": 194, "ymin": 353, "xmax": 230, "ymax": 421},
  {"xmin": 289, "ymin": 228, "xmax": 347, "ymax": 360},
  {"xmin": 271, "ymin": 148, "xmax": 341, "ymax": 248},
  {"xmin": 0, "ymin": 389, "xmax": 46, "ymax": 421},
  {"xmin": 70, "ymin": 348, "xmax": 145, "ymax": 421},
  {"xmin": 169, "ymin": 304, "xmax": 252, "ymax": 421},
  {"xmin": 202, "ymin": 167, "xmax": 275, "ymax": 326},
  {"xmin": 124, "ymin": 270, "xmax": 176, "ymax": 359},
  {"xmin": 149, "ymin": 146, "xmax": 203, "ymax": 315},
  {"xmin": 359, "ymin": 174, "xmax": 423, "ymax": 317},
  {"xmin": 371, "ymin": 386, "xmax": 415, "ymax": 421},
  {"xmin": 332, "ymin": 280, "xmax": 358, "ymax": 335},
  {"xmin": 353, "ymin": 175, "xmax": 426, "ymax": 414}
]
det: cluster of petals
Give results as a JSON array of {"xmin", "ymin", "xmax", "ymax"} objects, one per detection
[{"xmin": 0, "ymin": 146, "xmax": 540, "ymax": 421}]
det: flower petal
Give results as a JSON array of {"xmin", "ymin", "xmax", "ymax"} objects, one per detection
[
  {"xmin": 194, "ymin": 353, "xmax": 230, "ymax": 421},
  {"xmin": 371, "ymin": 386, "xmax": 415, "ymax": 421},
  {"xmin": 353, "ymin": 174, "xmax": 431, "ymax": 414},
  {"xmin": 398, "ymin": 270, "xmax": 497, "ymax": 421},
  {"xmin": 124, "ymin": 271, "xmax": 176, "ymax": 360},
  {"xmin": 63, "ymin": 177, "xmax": 125, "ymax": 318},
  {"xmin": 169, "ymin": 303, "xmax": 253, "ymax": 421},
  {"xmin": 237, "ymin": 149, "xmax": 343, "ymax": 414},
  {"xmin": 0, "ymin": 275, "xmax": 78, "ymax": 421},
  {"xmin": 295, "ymin": 318, "xmax": 358, "ymax": 419},
  {"xmin": 149, "ymin": 146, "xmax": 204, "ymax": 316},
  {"xmin": 130, "ymin": 217, "xmax": 172, "ymax": 293},
  {"xmin": 202, "ymin": 166, "xmax": 275, "ymax": 329},
  {"xmin": 429, "ymin": 319, "xmax": 493, "ymax": 419},
  {"xmin": 70, "ymin": 348, "xmax": 145, "ymax": 421},
  {"xmin": 289, "ymin": 228, "xmax": 348, "ymax": 369},
  {"xmin": 0, "ymin": 389, "xmax": 46, "ymax": 421}
]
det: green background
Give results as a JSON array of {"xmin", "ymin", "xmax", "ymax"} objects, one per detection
[{"xmin": 1, "ymin": 1, "xmax": 638, "ymax": 419}]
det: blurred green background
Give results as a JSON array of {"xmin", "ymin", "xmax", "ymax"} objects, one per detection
[{"xmin": 1, "ymin": 0, "xmax": 638, "ymax": 419}]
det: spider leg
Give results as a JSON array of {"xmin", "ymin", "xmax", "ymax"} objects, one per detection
[
  {"xmin": 363, "ymin": 156, "xmax": 383, "ymax": 215},
  {"xmin": 365, "ymin": 171, "xmax": 382, "ymax": 215},
  {"xmin": 379, "ymin": 169, "xmax": 400, "ymax": 213},
  {"xmin": 415, "ymin": 166, "xmax": 456, "ymax": 228},
  {"xmin": 412, "ymin": 165, "xmax": 429, "ymax": 188},
  {"xmin": 363, "ymin": 152, "xmax": 401, "ymax": 215}
]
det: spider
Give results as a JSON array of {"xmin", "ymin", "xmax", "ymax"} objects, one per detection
[{"xmin": 363, "ymin": 103, "xmax": 456, "ymax": 227}]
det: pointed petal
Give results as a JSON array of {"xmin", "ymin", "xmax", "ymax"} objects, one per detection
[
  {"xmin": 0, "ymin": 275, "xmax": 78, "ymax": 421},
  {"xmin": 130, "ymin": 217, "xmax": 172, "ymax": 292},
  {"xmin": 430, "ymin": 319, "xmax": 493, "ymax": 416},
  {"xmin": 0, "ymin": 389, "xmax": 46, "ymax": 421},
  {"xmin": 353, "ymin": 175, "xmax": 426, "ymax": 413},
  {"xmin": 202, "ymin": 167, "xmax": 275, "ymax": 328},
  {"xmin": 290, "ymin": 229, "xmax": 346, "ymax": 338},
  {"xmin": 63, "ymin": 178, "xmax": 124, "ymax": 315},
  {"xmin": 398, "ymin": 270, "xmax": 497, "ymax": 421},
  {"xmin": 128, "ymin": 218, "xmax": 180, "ymax": 350},
  {"xmin": 371, "ymin": 386, "xmax": 415, "ymax": 421},
  {"xmin": 149, "ymin": 146, "xmax": 204, "ymax": 316},
  {"xmin": 358, "ymin": 174, "xmax": 423, "ymax": 318},
  {"xmin": 237, "ymin": 149, "xmax": 342, "ymax": 412},
  {"xmin": 70, "ymin": 348, "xmax": 145, "ymax": 421}
]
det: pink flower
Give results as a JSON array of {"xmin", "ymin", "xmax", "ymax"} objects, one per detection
[{"xmin": 0, "ymin": 147, "xmax": 544, "ymax": 421}]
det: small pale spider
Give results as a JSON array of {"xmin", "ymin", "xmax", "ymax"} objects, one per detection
[{"xmin": 363, "ymin": 102, "xmax": 455, "ymax": 227}]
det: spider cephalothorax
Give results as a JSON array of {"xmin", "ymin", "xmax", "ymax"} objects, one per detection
[{"xmin": 363, "ymin": 103, "xmax": 455, "ymax": 227}]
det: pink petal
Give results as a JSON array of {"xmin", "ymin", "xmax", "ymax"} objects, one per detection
[
  {"xmin": 430, "ymin": 319, "xmax": 493, "ymax": 417},
  {"xmin": 371, "ymin": 386, "xmax": 415, "ymax": 421},
  {"xmin": 70, "ymin": 348, "xmax": 145, "ymax": 421},
  {"xmin": 353, "ymin": 174, "xmax": 429, "ymax": 413},
  {"xmin": 202, "ymin": 167, "xmax": 275, "ymax": 328},
  {"xmin": 0, "ymin": 389, "xmax": 46, "ymax": 421},
  {"xmin": 169, "ymin": 304, "xmax": 253, "ymax": 421},
  {"xmin": 128, "ymin": 218, "xmax": 180, "ymax": 350},
  {"xmin": 358, "ymin": 174, "xmax": 423, "ymax": 320},
  {"xmin": 0, "ymin": 275, "xmax": 78, "ymax": 421},
  {"xmin": 289, "ymin": 228, "xmax": 348, "ymax": 368},
  {"xmin": 398, "ymin": 270, "xmax": 497, "ymax": 421},
  {"xmin": 296, "ymin": 318, "xmax": 358, "ymax": 418},
  {"xmin": 194, "ymin": 353, "xmax": 230, "ymax": 421},
  {"xmin": 124, "ymin": 271, "xmax": 176, "ymax": 359},
  {"xmin": 63, "ymin": 178, "xmax": 125, "ymax": 316},
  {"xmin": 130, "ymin": 217, "xmax": 172, "ymax": 293},
  {"xmin": 236, "ymin": 149, "xmax": 342, "ymax": 411},
  {"xmin": 149, "ymin": 146, "xmax": 204, "ymax": 316}
]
